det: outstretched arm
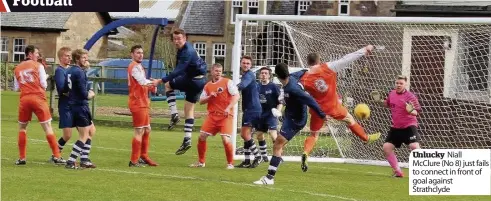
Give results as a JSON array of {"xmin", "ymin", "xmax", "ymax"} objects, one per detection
[{"xmin": 327, "ymin": 45, "xmax": 373, "ymax": 73}]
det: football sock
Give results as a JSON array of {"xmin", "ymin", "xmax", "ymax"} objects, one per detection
[
  {"xmin": 198, "ymin": 139, "xmax": 207, "ymax": 164},
  {"xmin": 243, "ymin": 141, "xmax": 251, "ymax": 163},
  {"xmin": 266, "ymin": 156, "xmax": 282, "ymax": 180},
  {"xmin": 247, "ymin": 139, "xmax": 260, "ymax": 158},
  {"xmin": 387, "ymin": 152, "xmax": 400, "ymax": 172},
  {"xmin": 58, "ymin": 137, "xmax": 67, "ymax": 153},
  {"xmin": 46, "ymin": 134, "xmax": 61, "ymax": 158},
  {"xmin": 184, "ymin": 119, "xmax": 194, "ymax": 140},
  {"xmin": 303, "ymin": 135, "xmax": 317, "ymax": 155},
  {"xmin": 141, "ymin": 131, "xmax": 150, "ymax": 158},
  {"xmin": 81, "ymin": 138, "xmax": 92, "ymax": 162},
  {"xmin": 131, "ymin": 138, "xmax": 142, "ymax": 164},
  {"xmin": 223, "ymin": 140, "xmax": 234, "ymax": 165},
  {"xmin": 68, "ymin": 140, "xmax": 85, "ymax": 163},
  {"xmin": 258, "ymin": 140, "xmax": 267, "ymax": 157},
  {"xmin": 18, "ymin": 131, "xmax": 27, "ymax": 160},
  {"xmin": 166, "ymin": 90, "xmax": 178, "ymax": 115},
  {"xmin": 348, "ymin": 123, "xmax": 368, "ymax": 142}
]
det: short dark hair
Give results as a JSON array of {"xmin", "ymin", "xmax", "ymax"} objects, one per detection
[
  {"xmin": 275, "ymin": 63, "xmax": 289, "ymax": 80},
  {"xmin": 397, "ymin": 75, "xmax": 408, "ymax": 82},
  {"xmin": 172, "ymin": 28, "xmax": 186, "ymax": 36},
  {"xmin": 241, "ymin": 55, "xmax": 253, "ymax": 63},
  {"xmin": 307, "ymin": 53, "xmax": 320, "ymax": 66},
  {"xmin": 25, "ymin": 45, "xmax": 38, "ymax": 56},
  {"xmin": 259, "ymin": 67, "xmax": 271, "ymax": 74},
  {"xmin": 130, "ymin": 45, "xmax": 143, "ymax": 53}
]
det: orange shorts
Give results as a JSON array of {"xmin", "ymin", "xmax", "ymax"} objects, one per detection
[
  {"xmin": 200, "ymin": 113, "xmax": 233, "ymax": 137},
  {"xmin": 130, "ymin": 108, "xmax": 150, "ymax": 128},
  {"xmin": 309, "ymin": 103, "xmax": 347, "ymax": 131},
  {"xmin": 18, "ymin": 96, "xmax": 52, "ymax": 124}
]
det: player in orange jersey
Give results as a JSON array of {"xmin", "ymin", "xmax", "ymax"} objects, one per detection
[
  {"xmin": 298, "ymin": 45, "xmax": 381, "ymax": 172},
  {"xmin": 127, "ymin": 45, "xmax": 159, "ymax": 167},
  {"xmin": 13, "ymin": 45, "xmax": 65, "ymax": 165},
  {"xmin": 189, "ymin": 63, "xmax": 240, "ymax": 169}
]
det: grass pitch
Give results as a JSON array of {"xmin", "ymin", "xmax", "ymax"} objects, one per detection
[{"xmin": 1, "ymin": 91, "xmax": 489, "ymax": 201}]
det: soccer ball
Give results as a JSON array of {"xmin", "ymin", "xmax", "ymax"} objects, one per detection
[{"xmin": 354, "ymin": 103, "xmax": 370, "ymax": 120}]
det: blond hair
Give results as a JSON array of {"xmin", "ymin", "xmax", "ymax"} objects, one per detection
[
  {"xmin": 57, "ymin": 47, "xmax": 71, "ymax": 59},
  {"xmin": 72, "ymin": 49, "xmax": 88, "ymax": 63}
]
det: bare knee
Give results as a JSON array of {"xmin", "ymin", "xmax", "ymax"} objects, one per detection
[
  {"xmin": 40, "ymin": 121, "xmax": 54, "ymax": 134},
  {"xmin": 241, "ymin": 127, "xmax": 252, "ymax": 141},
  {"xmin": 383, "ymin": 143, "xmax": 395, "ymax": 154},
  {"xmin": 89, "ymin": 124, "xmax": 96, "ymax": 137},
  {"xmin": 144, "ymin": 127, "xmax": 151, "ymax": 134},
  {"xmin": 134, "ymin": 128, "xmax": 144, "ymax": 140},
  {"xmin": 184, "ymin": 102, "xmax": 195, "ymax": 118},
  {"xmin": 342, "ymin": 113, "xmax": 356, "ymax": 125},
  {"xmin": 256, "ymin": 132, "xmax": 265, "ymax": 141},
  {"xmin": 221, "ymin": 135, "xmax": 231, "ymax": 144},
  {"xmin": 409, "ymin": 142, "xmax": 420, "ymax": 150},
  {"xmin": 199, "ymin": 132, "xmax": 208, "ymax": 141},
  {"xmin": 63, "ymin": 128, "xmax": 72, "ymax": 140},
  {"xmin": 165, "ymin": 82, "xmax": 172, "ymax": 91},
  {"xmin": 310, "ymin": 131, "xmax": 320, "ymax": 139},
  {"xmin": 18, "ymin": 123, "xmax": 28, "ymax": 131}
]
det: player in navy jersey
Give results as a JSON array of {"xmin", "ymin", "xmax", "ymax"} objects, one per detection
[
  {"xmin": 255, "ymin": 67, "xmax": 283, "ymax": 162},
  {"xmin": 152, "ymin": 28, "xmax": 207, "ymax": 155},
  {"xmin": 64, "ymin": 49, "xmax": 96, "ymax": 169},
  {"xmin": 254, "ymin": 63, "xmax": 327, "ymax": 185},
  {"xmin": 235, "ymin": 55, "xmax": 263, "ymax": 168}
]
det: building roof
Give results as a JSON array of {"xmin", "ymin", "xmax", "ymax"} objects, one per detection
[
  {"xmin": 179, "ymin": 0, "xmax": 225, "ymax": 36},
  {"xmin": 109, "ymin": 0, "xmax": 181, "ymax": 21},
  {"xmin": 1, "ymin": 12, "xmax": 113, "ymax": 32},
  {"xmin": 180, "ymin": 0, "xmax": 297, "ymax": 36}
]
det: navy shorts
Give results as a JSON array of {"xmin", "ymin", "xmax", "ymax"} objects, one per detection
[
  {"xmin": 169, "ymin": 75, "xmax": 206, "ymax": 103},
  {"xmin": 279, "ymin": 117, "xmax": 306, "ymax": 141},
  {"xmin": 255, "ymin": 115, "xmax": 278, "ymax": 132},
  {"xmin": 242, "ymin": 111, "xmax": 261, "ymax": 128},
  {"xmin": 70, "ymin": 105, "xmax": 93, "ymax": 128},
  {"xmin": 58, "ymin": 106, "xmax": 73, "ymax": 129}
]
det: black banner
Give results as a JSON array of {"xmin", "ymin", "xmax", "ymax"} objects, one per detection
[{"xmin": 3, "ymin": 0, "xmax": 139, "ymax": 12}]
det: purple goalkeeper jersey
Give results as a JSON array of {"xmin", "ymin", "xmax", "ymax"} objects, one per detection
[{"xmin": 385, "ymin": 89, "xmax": 421, "ymax": 129}]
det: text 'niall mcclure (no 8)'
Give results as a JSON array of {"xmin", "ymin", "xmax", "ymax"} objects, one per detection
[{"xmin": 409, "ymin": 149, "xmax": 491, "ymax": 196}]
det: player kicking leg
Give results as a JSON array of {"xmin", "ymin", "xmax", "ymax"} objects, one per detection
[
  {"xmin": 152, "ymin": 28, "xmax": 207, "ymax": 155},
  {"xmin": 64, "ymin": 49, "xmax": 96, "ymax": 169},
  {"xmin": 13, "ymin": 45, "xmax": 64, "ymax": 165},
  {"xmin": 190, "ymin": 63, "xmax": 239, "ymax": 169},
  {"xmin": 127, "ymin": 45, "xmax": 158, "ymax": 167},
  {"xmin": 372, "ymin": 75, "xmax": 422, "ymax": 177},
  {"xmin": 254, "ymin": 63, "xmax": 327, "ymax": 185}
]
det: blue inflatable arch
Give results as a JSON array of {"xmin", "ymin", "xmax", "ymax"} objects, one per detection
[{"xmin": 84, "ymin": 18, "xmax": 168, "ymax": 78}]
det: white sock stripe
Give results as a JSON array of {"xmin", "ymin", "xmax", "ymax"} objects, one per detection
[
  {"xmin": 268, "ymin": 165, "xmax": 278, "ymax": 171},
  {"xmin": 84, "ymin": 144, "xmax": 92, "ymax": 148},
  {"xmin": 184, "ymin": 123, "xmax": 193, "ymax": 127},
  {"xmin": 259, "ymin": 145, "xmax": 267, "ymax": 148},
  {"xmin": 70, "ymin": 151, "xmax": 80, "ymax": 156},
  {"xmin": 80, "ymin": 155, "xmax": 88, "ymax": 159},
  {"xmin": 73, "ymin": 145, "xmax": 83, "ymax": 152},
  {"xmin": 168, "ymin": 103, "xmax": 176, "ymax": 107},
  {"xmin": 184, "ymin": 128, "xmax": 192, "ymax": 132}
]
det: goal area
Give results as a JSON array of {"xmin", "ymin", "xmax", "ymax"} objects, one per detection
[{"xmin": 230, "ymin": 15, "xmax": 491, "ymax": 168}]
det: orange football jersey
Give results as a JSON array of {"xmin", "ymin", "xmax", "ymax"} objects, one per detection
[
  {"xmin": 14, "ymin": 60, "xmax": 46, "ymax": 99},
  {"xmin": 203, "ymin": 78, "xmax": 237, "ymax": 115},
  {"xmin": 127, "ymin": 61, "xmax": 150, "ymax": 109},
  {"xmin": 300, "ymin": 63, "xmax": 339, "ymax": 107}
]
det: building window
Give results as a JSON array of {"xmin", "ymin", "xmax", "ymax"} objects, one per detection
[
  {"xmin": 1, "ymin": 37, "xmax": 8, "ymax": 62},
  {"xmin": 213, "ymin": 43, "xmax": 226, "ymax": 67},
  {"xmin": 13, "ymin": 38, "xmax": 26, "ymax": 62},
  {"xmin": 297, "ymin": 1, "xmax": 312, "ymax": 15},
  {"xmin": 194, "ymin": 42, "xmax": 207, "ymax": 62},
  {"xmin": 247, "ymin": 0, "xmax": 258, "ymax": 25},
  {"xmin": 338, "ymin": 0, "xmax": 350, "ymax": 16},
  {"xmin": 231, "ymin": 0, "xmax": 243, "ymax": 24}
]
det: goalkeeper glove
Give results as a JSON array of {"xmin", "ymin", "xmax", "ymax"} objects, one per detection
[
  {"xmin": 271, "ymin": 108, "xmax": 283, "ymax": 122},
  {"xmin": 370, "ymin": 90, "xmax": 383, "ymax": 102},
  {"xmin": 405, "ymin": 102, "xmax": 415, "ymax": 113}
]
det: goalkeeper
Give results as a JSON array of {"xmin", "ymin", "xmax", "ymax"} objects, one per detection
[
  {"xmin": 299, "ymin": 46, "xmax": 381, "ymax": 172},
  {"xmin": 371, "ymin": 75, "xmax": 421, "ymax": 178}
]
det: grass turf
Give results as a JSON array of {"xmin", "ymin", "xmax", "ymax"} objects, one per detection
[{"xmin": 1, "ymin": 91, "xmax": 489, "ymax": 201}]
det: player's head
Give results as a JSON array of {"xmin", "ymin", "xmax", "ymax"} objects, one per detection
[
  {"xmin": 37, "ymin": 53, "xmax": 47, "ymax": 69},
  {"xmin": 275, "ymin": 63, "xmax": 289, "ymax": 82},
  {"xmin": 57, "ymin": 47, "xmax": 72, "ymax": 67},
  {"xmin": 395, "ymin": 75, "xmax": 407, "ymax": 93},
  {"xmin": 240, "ymin": 55, "xmax": 253, "ymax": 72},
  {"xmin": 130, "ymin": 45, "xmax": 144, "ymax": 63},
  {"xmin": 25, "ymin": 45, "xmax": 39, "ymax": 61},
  {"xmin": 72, "ymin": 49, "xmax": 89, "ymax": 69},
  {"xmin": 211, "ymin": 63, "xmax": 223, "ymax": 81},
  {"xmin": 259, "ymin": 67, "xmax": 272, "ymax": 83},
  {"xmin": 306, "ymin": 53, "xmax": 321, "ymax": 67},
  {"xmin": 172, "ymin": 28, "xmax": 187, "ymax": 49}
]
